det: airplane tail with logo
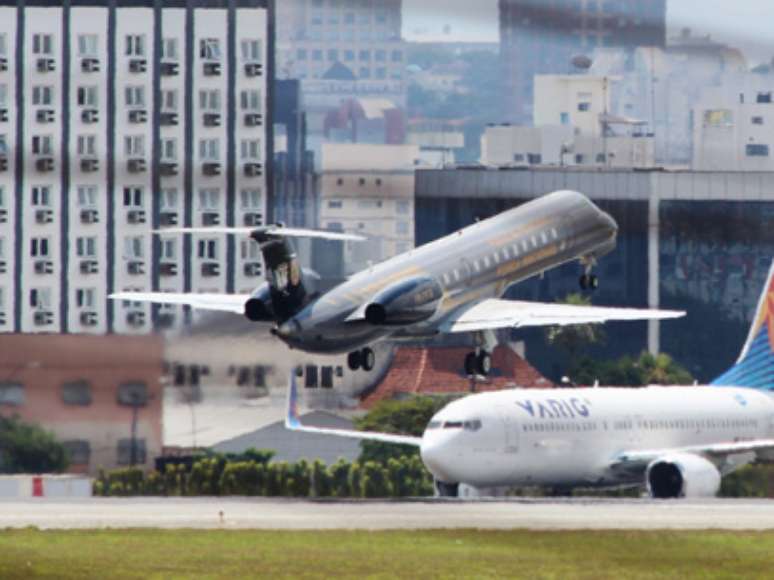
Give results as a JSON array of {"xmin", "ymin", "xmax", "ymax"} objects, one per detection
[{"xmin": 712, "ymin": 259, "xmax": 774, "ymax": 391}]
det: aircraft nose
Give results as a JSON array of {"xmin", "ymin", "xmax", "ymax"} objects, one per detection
[
  {"xmin": 600, "ymin": 210, "xmax": 618, "ymax": 235},
  {"xmin": 420, "ymin": 437, "xmax": 457, "ymax": 483},
  {"xmin": 274, "ymin": 319, "xmax": 301, "ymax": 340}
]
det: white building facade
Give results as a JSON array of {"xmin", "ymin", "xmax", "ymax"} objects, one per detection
[{"xmin": 0, "ymin": 0, "xmax": 273, "ymax": 335}]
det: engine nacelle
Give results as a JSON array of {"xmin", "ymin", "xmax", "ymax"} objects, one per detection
[
  {"xmin": 243, "ymin": 283, "xmax": 275, "ymax": 322},
  {"xmin": 364, "ymin": 276, "xmax": 443, "ymax": 326},
  {"xmin": 646, "ymin": 453, "xmax": 721, "ymax": 499}
]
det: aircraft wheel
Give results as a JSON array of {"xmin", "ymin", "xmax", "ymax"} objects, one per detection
[
  {"xmin": 579, "ymin": 274, "xmax": 589, "ymax": 290},
  {"xmin": 347, "ymin": 350, "xmax": 361, "ymax": 371},
  {"xmin": 361, "ymin": 347, "xmax": 375, "ymax": 372},
  {"xmin": 464, "ymin": 352, "xmax": 477, "ymax": 376},
  {"xmin": 476, "ymin": 351, "xmax": 492, "ymax": 376},
  {"xmin": 589, "ymin": 274, "xmax": 599, "ymax": 290}
]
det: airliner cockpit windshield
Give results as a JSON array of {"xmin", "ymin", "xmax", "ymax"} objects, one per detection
[{"xmin": 426, "ymin": 419, "xmax": 483, "ymax": 431}]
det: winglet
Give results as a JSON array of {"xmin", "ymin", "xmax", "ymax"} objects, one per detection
[{"xmin": 285, "ymin": 369, "xmax": 302, "ymax": 430}]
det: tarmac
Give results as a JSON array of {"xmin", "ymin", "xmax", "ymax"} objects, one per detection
[{"xmin": 3, "ymin": 497, "xmax": 774, "ymax": 530}]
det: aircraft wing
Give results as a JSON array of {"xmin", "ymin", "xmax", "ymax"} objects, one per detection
[
  {"xmin": 284, "ymin": 372, "xmax": 422, "ymax": 446},
  {"xmin": 109, "ymin": 291, "xmax": 250, "ymax": 314},
  {"xmin": 613, "ymin": 439, "xmax": 774, "ymax": 467},
  {"xmin": 439, "ymin": 298, "xmax": 685, "ymax": 333}
]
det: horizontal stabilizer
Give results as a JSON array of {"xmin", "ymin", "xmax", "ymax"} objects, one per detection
[
  {"xmin": 285, "ymin": 372, "xmax": 422, "ymax": 446},
  {"xmin": 441, "ymin": 298, "xmax": 685, "ymax": 333},
  {"xmin": 109, "ymin": 291, "xmax": 249, "ymax": 314},
  {"xmin": 153, "ymin": 225, "xmax": 365, "ymax": 242}
]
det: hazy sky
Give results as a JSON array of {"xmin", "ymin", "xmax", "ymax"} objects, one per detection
[{"xmin": 403, "ymin": 0, "xmax": 774, "ymax": 64}]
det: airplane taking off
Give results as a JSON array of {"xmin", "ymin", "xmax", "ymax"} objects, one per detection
[
  {"xmin": 111, "ymin": 190, "xmax": 681, "ymax": 376},
  {"xmin": 286, "ymin": 260, "xmax": 774, "ymax": 499}
]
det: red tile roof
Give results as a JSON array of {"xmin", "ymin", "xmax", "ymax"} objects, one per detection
[{"xmin": 361, "ymin": 345, "xmax": 554, "ymax": 408}]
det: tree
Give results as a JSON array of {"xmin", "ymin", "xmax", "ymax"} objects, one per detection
[
  {"xmin": 0, "ymin": 416, "xmax": 68, "ymax": 474},
  {"xmin": 571, "ymin": 351, "xmax": 694, "ymax": 386},
  {"xmin": 544, "ymin": 293, "xmax": 607, "ymax": 370},
  {"xmin": 354, "ymin": 396, "xmax": 452, "ymax": 463}
]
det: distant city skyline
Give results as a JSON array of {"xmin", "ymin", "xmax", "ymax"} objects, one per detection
[{"xmin": 403, "ymin": 0, "xmax": 774, "ymax": 64}]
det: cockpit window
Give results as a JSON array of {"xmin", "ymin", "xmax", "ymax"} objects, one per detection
[
  {"xmin": 427, "ymin": 421, "xmax": 442, "ymax": 430},
  {"xmin": 464, "ymin": 419, "xmax": 482, "ymax": 431},
  {"xmin": 443, "ymin": 421, "xmax": 463, "ymax": 429}
]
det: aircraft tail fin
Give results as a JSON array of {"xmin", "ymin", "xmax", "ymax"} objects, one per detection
[{"xmin": 712, "ymin": 259, "xmax": 774, "ymax": 391}]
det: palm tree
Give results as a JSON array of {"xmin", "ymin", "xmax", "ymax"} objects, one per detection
[{"xmin": 544, "ymin": 293, "xmax": 606, "ymax": 369}]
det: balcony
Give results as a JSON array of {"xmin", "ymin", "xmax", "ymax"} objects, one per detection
[
  {"xmin": 201, "ymin": 262, "xmax": 219, "ymax": 277},
  {"xmin": 203, "ymin": 62, "xmax": 221, "ymax": 76},
  {"xmin": 127, "ymin": 158, "xmax": 146, "ymax": 173},
  {"xmin": 160, "ymin": 162, "xmax": 178, "ymax": 177},
  {"xmin": 243, "ymin": 162, "xmax": 262, "ymax": 177},
  {"xmin": 244, "ymin": 63, "xmax": 263, "ymax": 77},
  {"xmin": 36, "ymin": 57, "xmax": 55, "ymax": 73},
  {"xmin": 35, "ymin": 157, "xmax": 54, "ymax": 172},
  {"xmin": 203, "ymin": 113, "xmax": 221, "ymax": 127},
  {"xmin": 82, "ymin": 109, "xmax": 99, "ymax": 123},
  {"xmin": 244, "ymin": 113, "xmax": 263, "ymax": 127},
  {"xmin": 128, "ymin": 58, "xmax": 147, "ymax": 73},
  {"xmin": 159, "ymin": 211, "xmax": 178, "ymax": 227},
  {"xmin": 127, "ymin": 260, "xmax": 145, "ymax": 275},
  {"xmin": 128, "ymin": 109, "xmax": 147, "ymax": 124},
  {"xmin": 127, "ymin": 209, "xmax": 146, "ymax": 225},
  {"xmin": 35, "ymin": 208, "xmax": 54, "ymax": 224},
  {"xmin": 243, "ymin": 262, "xmax": 261, "ymax": 277},
  {"xmin": 34, "ymin": 260, "xmax": 54, "ymax": 275},
  {"xmin": 202, "ymin": 162, "xmax": 221, "ymax": 176},
  {"xmin": 159, "ymin": 262, "xmax": 178, "ymax": 277},
  {"xmin": 80, "ymin": 311, "xmax": 98, "ymax": 327},
  {"xmin": 126, "ymin": 311, "xmax": 145, "ymax": 327},
  {"xmin": 80, "ymin": 209, "xmax": 99, "ymax": 224},
  {"xmin": 34, "ymin": 310, "xmax": 54, "ymax": 326},
  {"xmin": 160, "ymin": 62, "xmax": 179, "ymax": 76},
  {"xmin": 201, "ymin": 212, "xmax": 220, "ymax": 226},
  {"xmin": 81, "ymin": 58, "xmax": 100, "ymax": 73},
  {"xmin": 242, "ymin": 212, "xmax": 263, "ymax": 227},
  {"xmin": 79, "ymin": 260, "xmax": 99, "ymax": 275},
  {"xmin": 160, "ymin": 112, "xmax": 178, "ymax": 126},
  {"xmin": 80, "ymin": 158, "xmax": 99, "ymax": 173}
]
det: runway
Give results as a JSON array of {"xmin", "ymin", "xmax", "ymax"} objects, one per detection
[{"xmin": 2, "ymin": 497, "xmax": 774, "ymax": 530}]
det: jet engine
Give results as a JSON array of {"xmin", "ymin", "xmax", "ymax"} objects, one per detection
[
  {"xmin": 243, "ymin": 283, "xmax": 274, "ymax": 322},
  {"xmin": 364, "ymin": 276, "xmax": 443, "ymax": 326},
  {"xmin": 645, "ymin": 453, "xmax": 721, "ymax": 499}
]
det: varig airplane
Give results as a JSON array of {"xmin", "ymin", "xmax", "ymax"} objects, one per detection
[
  {"xmin": 111, "ymin": 190, "xmax": 681, "ymax": 376},
  {"xmin": 285, "ymin": 261, "xmax": 774, "ymax": 498}
]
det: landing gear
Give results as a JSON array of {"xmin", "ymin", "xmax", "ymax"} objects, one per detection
[
  {"xmin": 347, "ymin": 347, "xmax": 375, "ymax": 372},
  {"xmin": 465, "ymin": 329, "xmax": 496, "ymax": 377},
  {"xmin": 578, "ymin": 273, "xmax": 599, "ymax": 291}
]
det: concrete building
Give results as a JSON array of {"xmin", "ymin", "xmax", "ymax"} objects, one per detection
[
  {"xmin": 276, "ymin": 0, "xmax": 406, "ymax": 158},
  {"xmin": 693, "ymin": 78, "xmax": 774, "ymax": 171},
  {"xmin": 499, "ymin": 0, "xmax": 666, "ymax": 122},
  {"xmin": 0, "ymin": 0, "xmax": 273, "ymax": 335},
  {"xmin": 480, "ymin": 75, "xmax": 655, "ymax": 169},
  {"xmin": 319, "ymin": 143, "xmax": 418, "ymax": 272},
  {"xmin": 416, "ymin": 167, "xmax": 774, "ymax": 382},
  {"xmin": 0, "ymin": 334, "xmax": 164, "ymax": 474}
]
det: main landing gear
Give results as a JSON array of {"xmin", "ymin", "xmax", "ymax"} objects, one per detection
[
  {"xmin": 464, "ymin": 329, "xmax": 497, "ymax": 378},
  {"xmin": 578, "ymin": 256, "xmax": 599, "ymax": 291},
  {"xmin": 347, "ymin": 347, "xmax": 375, "ymax": 372}
]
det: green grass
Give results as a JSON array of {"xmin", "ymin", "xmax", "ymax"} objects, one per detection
[{"xmin": 1, "ymin": 529, "xmax": 773, "ymax": 579}]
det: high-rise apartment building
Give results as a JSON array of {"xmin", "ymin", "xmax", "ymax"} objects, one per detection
[
  {"xmin": 0, "ymin": 0, "xmax": 273, "ymax": 335},
  {"xmin": 499, "ymin": 0, "xmax": 666, "ymax": 122}
]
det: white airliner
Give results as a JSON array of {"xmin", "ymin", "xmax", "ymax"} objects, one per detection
[{"xmin": 286, "ymin": 261, "xmax": 774, "ymax": 498}]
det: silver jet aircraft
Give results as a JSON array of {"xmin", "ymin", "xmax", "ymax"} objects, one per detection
[{"xmin": 111, "ymin": 190, "xmax": 682, "ymax": 375}]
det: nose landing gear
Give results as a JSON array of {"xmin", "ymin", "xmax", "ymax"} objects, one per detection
[
  {"xmin": 579, "ymin": 256, "xmax": 599, "ymax": 291},
  {"xmin": 464, "ymin": 329, "xmax": 497, "ymax": 377},
  {"xmin": 347, "ymin": 347, "xmax": 375, "ymax": 372}
]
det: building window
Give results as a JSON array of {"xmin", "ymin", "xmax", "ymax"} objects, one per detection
[
  {"xmin": 161, "ymin": 38, "xmax": 178, "ymax": 61},
  {"xmin": 0, "ymin": 35, "xmax": 7, "ymax": 56},
  {"xmin": 30, "ymin": 237, "xmax": 51, "ymax": 258},
  {"xmin": 161, "ymin": 89, "xmax": 178, "ymax": 112},
  {"xmin": 77, "ymin": 135, "xmax": 97, "ymax": 156},
  {"xmin": 75, "ymin": 236, "xmax": 97, "ymax": 258},
  {"xmin": 161, "ymin": 138, "xmax": 177, "ymax": 162},
  {"xmin": 199, "ymin": 89, "xmax": 221, "ymax": 112},
  {"xmin": 0, "ymin": 382, "xmax": 24, "ymax": 406},
  {"xmin": 240, "ymin": 139, "xmax": 261, "ymax": 161},
  {"xmin": 125, "ymin": 86, "xmax": 145, "ymax": 108},
  {"xmin": 199, "ymin": 38, "xmax": 221, "ymax": 61},
  {"xmin": 123, "ymin": 236, "xmax": 144, "ymax": 259},
  {"xmin": 240, "ymin": 239, "xmax": 261, "ymax": 260},
  {"xmin": 61, "ymin": 381, "xmax": 92, "ymax": 406},
  {"xmin": 321, "ymin": 366, "xmax": 334, "ymax": 388},
  {"xmin": 125, "ymin": 35, "xmax": 146, "ymax": 57},
  {"xmin": 560, "ymin": 112, "xmax": 570, "ymax": 125},
  {"xmin": 117, "ymin": 438, "xmax": 147, "ymax": 465},
  {"xmin": 577, "ymin": 102, "xmax": 590, "ymax": 112},
  {"xmin": 241, "ymin": 39, "xmax": 261, "ymax": 62},
  {"xmin": 75, "ymin": 288, "xmax": 96, "ymax": 309},
  {"xmin": 198, "ymin": 188, "xmax": 219, "ymax": 210},
  {"xmin": 29, "ymin": 287, "xmax": 52, "ymax": 309},
  {"xmin": 161, "ymin": 238, "xmax": 177, "ymax": 260},
  {"xmin": 757, "ymin": 92, "xmax": 772, "ymax": 104},
  {"xmin": 123, "ymin": 187, "xmax": 144, "ymax": 207},
  {"xmin": 77, "ymin": 185, "xmax": 97, "ymax": 207},
  {"xmin": 305, "ymin": 365, "xmax": 318, "ymax": 388},
  {"xmin": 240, "ymin": 90, "xmax": 261, "ymax": 111},
  {"xmin": 197, "ymin": 238, "xmax": 218, "ymax": 260},
  {"xmin": 199, "ymin": 139, "xmax": 220, "ymax": 161},
  {"xmin": 63, "ymin": 440, "xmax": 91, "ymax": 465},
  {"xmin": 32, "ymin": 135, "xmax": 53, "ymax": 155},
  {"xmin": 296, "ymin": 49, "xmax": 307, "ymax": 61},
  {"xmin": 240, "ymin": 189, "xmax": 261, "ymax": 209},
  {"xmin": 391, "ymin": 50, "xmax": 402, "ymax": 63},
  {"xmin": 77, "ymin": 86, "xmax": 98, "ymax": 107},
  {"xmin": 117, "ymin": 382, "xmax": 148, "ymax": 406},
  {"xmin": 160, "ymin": 188, "xmax": 178, "ymax": 210},
  {"xmin": 77, "ymin": 34, "xmax": 98, "ymax": 57},
  {"xmin": 752, "ymin": 116, "xmax": 765, "ymax": 126},
  {"xmin": 328, "ymin": 200, "xmax": 343, "ymax": 209},
  {"xmin": 746, "ymin": 144, "xmax": 769, "ymax": 157},
  {"xmin": 31, "ymin": 185, "xmax": 51, "ymax": 206},
  {"xmin": 124, "ymin": 136, "xmax": 145, "ymax": 157},
  {"xmin": 396, "ymin": 200, "xmax": 409, "ymax": 215},
  {"xmin": 32, "ymin": 85, "xmax": 53, "ymax": 106},
  {"xmin": 32, "ymin": 34, "xmax": 53, "ymax": 55}
]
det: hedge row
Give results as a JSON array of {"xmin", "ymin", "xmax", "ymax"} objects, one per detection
[{"xmin": 93, "ymin": 455, "xmax": 434, "ymax": 498}]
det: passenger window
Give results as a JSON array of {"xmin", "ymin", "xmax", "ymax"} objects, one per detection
[
  {"xmin": 443, "ymin": 421, "xmax": 463, "ymax": 429},
  {"xmin": 540, "ymin": 232, "xmax": 548, "ymax": 244},
  {"xmin": 463, "ymin": 419, "xmax": 482, "ymax": 431},
  {"xmin": 492, "ymin": 252, "xmax": 500, "ymax": 264},
  {"xmin": 512, "ymin": 244, "xmax": 519, "ymax": 256},
  {"xmin": 427, "ymin": 421, "xmax": 442, "ymax": 429}
]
